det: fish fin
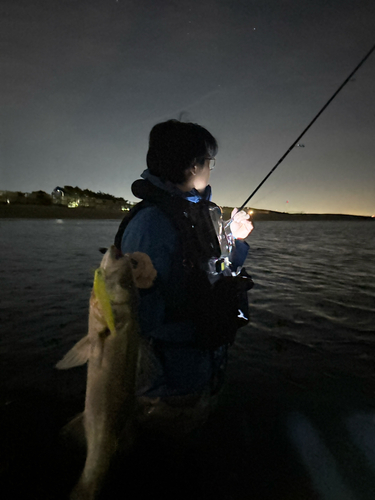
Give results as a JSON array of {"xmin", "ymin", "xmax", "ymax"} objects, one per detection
[
  {"xmin": 59, "ymin": 413, "xmax": 86, "ymax": 453},
  {"xmin": 56, "ymin": 335, "xmax": 91, "ymax": 369}
]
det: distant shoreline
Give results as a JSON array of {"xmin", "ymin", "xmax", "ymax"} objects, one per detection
[
  {"xmin": 0, "ymin": 203, "xmax": 373, "ymax": 221},
  {"xmin": 0, "ymin": 204, "xmax": 125, "ymax": 220}
]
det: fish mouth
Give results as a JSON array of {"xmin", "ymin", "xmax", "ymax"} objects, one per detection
[
  {"xmin": 98, "ymin": 246, "xmax": 125, "ymax": 260},
  {"xmin": 109, "ymin": 247, "xmax": 138, "ymax": 267},
  {"xmin": 114, "ymin": 247, "xmax": 124, "ymax": 260},
  {"xmin": 105, "ymin": 245, "xmax": 125, "ymax": 261},
  {"xmin": 105, "ymin": 247, "xmax": 138, "ymax": 267}
]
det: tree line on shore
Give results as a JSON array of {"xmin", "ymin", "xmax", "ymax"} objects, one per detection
[
  {"xmin": 0, "ymin": 186, "xmax": 133, "ymax": 210},
  {"xmin": 1, "ymin": 188, "xmax": 371, "ymax": 220}
]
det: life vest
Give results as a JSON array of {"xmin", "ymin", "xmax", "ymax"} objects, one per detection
[{"xmin": 115, "ymin": 179, "xmax": 253, "ymax": 350}]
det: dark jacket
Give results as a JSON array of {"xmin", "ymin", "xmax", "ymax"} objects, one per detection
[{"xmin": 118, "ymin": 169, "xmax": 249, "ymax": 398}]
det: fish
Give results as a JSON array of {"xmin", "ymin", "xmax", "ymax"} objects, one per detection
[{"xmin": 56, "ymin": 246, "xmax": 157, "ymax": 500}]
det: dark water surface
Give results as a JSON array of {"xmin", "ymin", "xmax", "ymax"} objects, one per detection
[{"xmin": 1, "ymin": 219, "xmax": 375, "ymax": 499}]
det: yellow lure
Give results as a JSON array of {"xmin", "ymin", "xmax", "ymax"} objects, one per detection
[{"xmin": 93, "ymin": 268, "xmax": 116, "ymax": 335}]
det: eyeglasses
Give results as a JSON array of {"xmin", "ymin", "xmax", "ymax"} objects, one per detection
[{"xmin": 205, "ymin": 157, "xmax": 216, "ymax": 170}]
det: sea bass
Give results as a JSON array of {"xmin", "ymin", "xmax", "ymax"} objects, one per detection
[{"xmin": 56, "ymin": 246, "xmax": 156, "ymax": 500}]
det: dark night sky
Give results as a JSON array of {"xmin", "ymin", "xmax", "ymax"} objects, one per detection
[{"xmin": 1, "ymin": 0, "xmax": 375, "ymax": 215}]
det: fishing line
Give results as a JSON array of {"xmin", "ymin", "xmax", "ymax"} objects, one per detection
[{"xmin": 233, "ymin": 43, "xmax": 375, "ymax": 216}]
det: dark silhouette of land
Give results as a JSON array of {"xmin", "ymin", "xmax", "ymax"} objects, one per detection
[
  {"xmin": 0, "ymin": 187, "xmax": 373, "ymax": 221},
  {"xmin": 220, "ymin": 206, "xmax": 373, "ymax": 222},
  {"xmin": 0, "ymin": 203, "xmax": 375, "ymax": 222},
  {"xmin": 0, "ymin": 203, "xmax": 128, "ymax": 219},
  {"xmin": 0, "ymin": 203, "xmax": 373, "ymax": 220}
]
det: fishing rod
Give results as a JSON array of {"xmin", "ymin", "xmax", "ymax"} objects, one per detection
[{"xmin": 231, "ymin": 43, "xmax": 375, "ymax": 219}]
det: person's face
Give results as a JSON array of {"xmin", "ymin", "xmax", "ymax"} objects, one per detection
[
  {"xmin": 192, "ymin": 156, "xmax": 216, "ymax": 192},
  {"xmin": 193, "ymin": 160, "xmax": 211, "ymax": 192}
]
